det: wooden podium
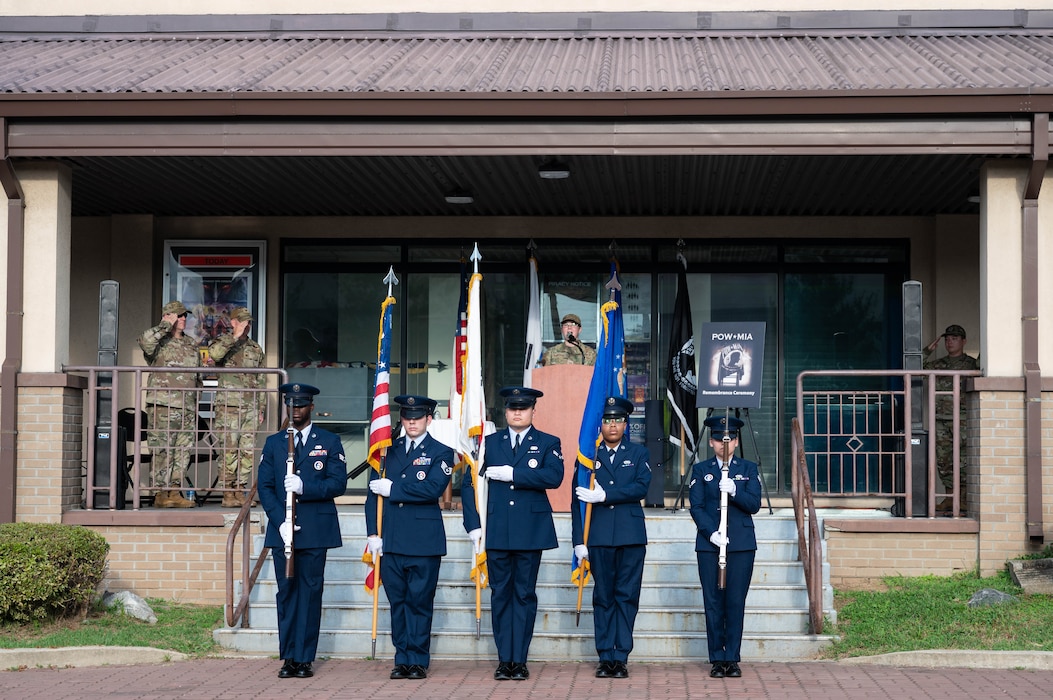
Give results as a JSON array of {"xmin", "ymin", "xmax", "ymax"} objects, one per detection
[{"xmin": 531, "ymin": 364, "xmax": 594, "ymax": 512}]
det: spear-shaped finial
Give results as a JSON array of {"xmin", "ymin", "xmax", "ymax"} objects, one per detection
[
  {"xmin": 384, "ymin": 266, "xmax": 399, "ymax": 296},
  {"xmin": 471, "ymin": 242, "xmax": 482, "ymax": 273},
  {"xmin": 676, "ymin": 238, "xmax": 688, "ymax": 270},
  {"xmin": 605, "ymin": 268, "xmax": 621, "ymax": 302}
]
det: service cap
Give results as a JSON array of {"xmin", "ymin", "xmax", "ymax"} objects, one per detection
[
  {"xmin": 560, "ymin": 314, "xmax": 582, "ymax": 327},
  {"xmin": 162, "ymin": 300, "xmax": 188, "ymax": 316},
  {"xmin": 279, "ymin": 382, "xmax": 320, "ymax": 407},
  {"xmin": 499, "ymin": 386, "xmax": 544, "ymax": 409},
  {"xmin": 394, "ymin": 394, "xmax": 437, "ymax": 419},
  {"xmin": 602, "ymin": 396, "xmax": 634, "ymax": 417},
  {"xmin": 704, "ymin": 415, "xmax": 744, "ymax": 440},
  {"xmin": 942, "ymin": 324, "xmax": 967, "ymax": 338}
]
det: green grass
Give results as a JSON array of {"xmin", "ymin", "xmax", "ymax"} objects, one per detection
[
  {"xmin": 821, "ymin": 570, "xmax": 1053, "ymax": 659},
  {"xmin": 0, "ymin": 599, "xmax": 223, "ymax": 657}
]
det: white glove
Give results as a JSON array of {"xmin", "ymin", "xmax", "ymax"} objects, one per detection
[
  {"xmin": 709, "ymin": 531, "xmax": 729, "ymax": 548},
  {"xmin": 284, "ymin": 473, "xmax": 304, "ymax": 495},
  {"xmin": 369, "ymin": 478, "xmax": 393, "ymax": 497},
  {"xmin": 468, "ymin": 528, "xmax": 483, "ymax": 551},
  {"xmin": 278, "ymin": 519, "xmax": 300, "ymax": 546},
  {"xmin": 575, "ymin": 483, "xmax": 607, "ymax": 504},
  {"xmin": 718, "ymin": 476, "xmax": 736, "ymax": 497},
  {"xmin": 574, "ymin": 544, "xmax": 589, "ymax": 562},
  {"xmin": 366, "ymin": 535, "xmax": 383, "ymax": 556},
  {"xmin": 485, "ymin": 465, "xmax": 514, "ymax": 482}
]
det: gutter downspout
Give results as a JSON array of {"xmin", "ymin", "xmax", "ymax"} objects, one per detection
[
  {"xmin": 0, "ymin": 117, "xmax": 25, "ymax": 524},
  {"xmin": 1022, "ymin": 112, "xmax": 1048, "ymax": 542}
]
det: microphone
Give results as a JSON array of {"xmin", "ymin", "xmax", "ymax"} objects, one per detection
[{"xmin": 567, "ymin": 333, "xmax": 585, "ymax": 364}]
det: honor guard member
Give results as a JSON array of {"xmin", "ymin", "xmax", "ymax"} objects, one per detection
[
  {"xmin": 207, "ymin": 306, "xmax": 266, "ymax": 507},
  {"xmin": 462, "ymin": 386, "xmax": 565, "ymax": 681},
  {"xmin": 137, "ymin": 300, "xmax": 202, "ymax": 507},
  {"xmin": 365, "ymin": 395, "xmax": 455, "ymax": 681},
  {"xmin": 257, "ymin": 383, "xmax": 346, "ymax": 680},
  {"xmin": 689, "ymin": 415, "xmax": 761, "ymax": 679},
  {"xmin": 572, "ymin": 396, "xmax": 652, "ymax": 679}
]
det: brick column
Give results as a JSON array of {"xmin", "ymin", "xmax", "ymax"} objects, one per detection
[{"xmin": 16, "ymin": 375, "xmax": 85, "ymax": 522}]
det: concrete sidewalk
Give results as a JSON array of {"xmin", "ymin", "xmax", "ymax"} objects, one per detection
[{"xmin": 2, "ymin": 653, "xmax": 1053, "ymax": 700}]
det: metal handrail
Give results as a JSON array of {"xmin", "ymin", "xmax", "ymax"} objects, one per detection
[
  {"xmin": 795, "ymin": 368, "xmax": 981, "ymax": 517},
  {"xmin": 790, "ymin": 417, "xmax": 823, "ymax": 634},
  {"xmin": 225, "ymin": 482, "xmax": 270, "ymax": 628}
]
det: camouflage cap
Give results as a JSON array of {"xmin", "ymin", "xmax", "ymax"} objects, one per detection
[
  {"xmin": 942, "ymin": 324, "xmax": 967, "ymax": 338},
  {"xmin": 560, "ymin": 314, "xmax": 582, "ymax": 327},
  {"xmin": 162, "ymin": 300, "xmax": 188, "ymax": 316},
  {"xmin": 229, "ymin": 306, "xmax": 253, "ymax": 322}
]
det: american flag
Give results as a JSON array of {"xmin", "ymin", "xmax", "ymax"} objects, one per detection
[
  {"xmin": 367, "ymin": 295, "xmax": 395, "ymax": 471},
  {"xmin": 449, "ymin": 262, "xmax": 469, "ymax": 420}
]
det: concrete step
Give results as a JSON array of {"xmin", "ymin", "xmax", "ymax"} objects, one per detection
[
  {"xmin": 211, "ymin": 627, "xmax": 833, "ymax": 662},
  {"xmin": 217, "ymin": 505, "xmax": 836, "ymax": 662}
]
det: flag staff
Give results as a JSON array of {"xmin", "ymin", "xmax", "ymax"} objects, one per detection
[
  {"xmin": 575, "ymin": 269, "xmax": 622, "ymax": 626},
  {"xmin": 370, "ymin": 266, "xmax": 398, "ymax": 659},
  {"xmin": 468, "ymin": 244, "xmax": 485, "ymax": 638}
]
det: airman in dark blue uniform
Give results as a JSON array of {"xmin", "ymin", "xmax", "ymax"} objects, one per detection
[
  {"xmin": 257, "ymin": 383, "xmax": 347, "ymax": 680},
  {"xmin": 462, "ymin": 386, "xmax": 564, "ymax": 681},
  {"xmin": 572, "ymin": 396, "xmax": 651, "ymax": 679},
  {"xmin": 365, "ymin": 395, "xmax": 455, "ymax": 680},
  {"xmin": 689, "ymin": 415, "xmax": 762, "ymax": 679}
]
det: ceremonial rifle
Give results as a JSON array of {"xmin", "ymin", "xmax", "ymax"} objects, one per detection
[
  {"xmin": 284, "ymin": 404, "xmax": 296, "ymax": 578},
  {"xmin": 717, "ymin": 407, "xmax": 731, "ymax": 590}
]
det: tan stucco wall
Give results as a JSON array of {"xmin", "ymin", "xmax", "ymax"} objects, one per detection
[
  {"xmin": 980, "ymin": 162, "xmax": 1053, "ymax": 376},
  {"xmin": 2, "ymin": 2, "xmax": 1051, "ymax": 16}
]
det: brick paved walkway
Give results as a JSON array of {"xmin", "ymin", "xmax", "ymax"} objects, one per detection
[{"xmin": 4, "ymin": 658, "xmax": 1053, "ymax": 699}]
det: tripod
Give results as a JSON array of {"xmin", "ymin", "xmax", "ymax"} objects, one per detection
[{"xmin": 670, "ymin": 406, "xmax": 773, "ymax": 514}]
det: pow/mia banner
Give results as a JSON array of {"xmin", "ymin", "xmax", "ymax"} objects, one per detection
[{"xmin": 696, "ymin": 322, "xmax": 766, "ymax": 409}]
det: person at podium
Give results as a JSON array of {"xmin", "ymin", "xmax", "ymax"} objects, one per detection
[{"xmin": 541, "ymin": 314, "xmax": 597, "ymax": 366}]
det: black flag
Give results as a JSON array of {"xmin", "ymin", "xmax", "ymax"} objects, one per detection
[{"xmin": 666, "ymin": 266, "xmax": 698, "ymax": 455}]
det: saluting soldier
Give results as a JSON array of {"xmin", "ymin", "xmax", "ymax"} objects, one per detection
[
  {"xmin": 689, "ymin": 415, "xmax": 761, "ymax": 679},
  {"xmin": 257, "ymin": 383, "xmax": 346, "ymax": 680},
  {"xmin": 462, "ymin": 386, "xmax": 565, "ymax": 681},
  {"xmin": 208, "ymin": 306, "xmax": 266, "ymax": 507},
  {"xmin": 572, "ymin": 396, "xmax": 652, "ymax": 679},
  {"xmin": 137, "ymin": 300, "xmax": 202, "ymax": 508},
  {"xmin": 365, "ymin": 395, "xmax": 455, "ymax": 681}
]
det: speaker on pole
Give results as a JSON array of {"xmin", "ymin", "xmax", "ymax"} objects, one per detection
[{"xmin": 645, "ymin": 399, "xmax": 666, "ymax": 507}]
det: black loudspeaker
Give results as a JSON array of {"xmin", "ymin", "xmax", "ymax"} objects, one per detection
[
  {"xmin": 645, "ymin": 399, "xmax": 666, "ymax": 507},
  {"xmin": 93, "ymin": 425, "xmax": 127, "ymax": 509}
]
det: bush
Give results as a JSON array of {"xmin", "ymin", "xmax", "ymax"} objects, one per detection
[{"xmin": 0, "ymin": 523, "xmax": 109, "ymax": 623}]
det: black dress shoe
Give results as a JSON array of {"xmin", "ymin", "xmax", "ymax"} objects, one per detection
[
  {"xmin": 709, "ymin": 662, "xmax": 726, "ymax": 678},
  {"xmin": 294, "ymin": 662, "xmax": 313, "ymax": 678},
  {"xmin": 595, "ymin": 661, "xmax": 613, "ymax": 678},
  {"xmin": 406, "ymin": 665, "xmax": 427, "ymax": 680},
  {"xmin": 510, "ymin": 663, "xmax": 529, "ymax": 680},
  {"xmin": 278, "ymin": 660, "xmax": 297, "ymax": 679},
  {"xmin": 724, "ymin": 661, "xmax": 742, "ymax": 678},
  {"xmin": 610, "ymin": 661, "xmax": 628, "ymax": 679},
  {"xmin": 494, "ymin": 662, "xmax": 513, "ymax": 681},
  {"xmin": 390, "ymin": 664, "xmax": 409, "ymax": 680}
]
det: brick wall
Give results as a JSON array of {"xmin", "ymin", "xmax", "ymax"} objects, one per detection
[
  {"xmin": 826, "ymin": 530, "xmax": 977, "ymax": 590},
  {"xmin": 91, "ymin": 519, "xmax": 262, "ymax": 605},
  {"xmin": 15, "ymin": 385, "xmax": 83, "ymax": 522}
]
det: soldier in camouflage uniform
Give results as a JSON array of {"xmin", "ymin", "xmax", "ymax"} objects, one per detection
[
  {"xmin": 924, "ymin": 324, "xmax": 980, "ymax": 512},
  {"xmin": 208, "ymin": 307, "xmax": 267, "ymax": 507},
  {"xmin": 541, "ymin": 313, "xmax": 597, "ymax": 366},
  {"xmin": 138, "ymin": 300, "xmax": 202, "ymax": 508}
]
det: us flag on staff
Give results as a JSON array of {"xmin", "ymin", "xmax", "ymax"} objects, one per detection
[
  {"xmin": 367, "ymin": 295, "xmax": 395, "ymax": 471},
  {"xmin": 363, "ymin": 293, "xmax": 395, "ymax": 593}
]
